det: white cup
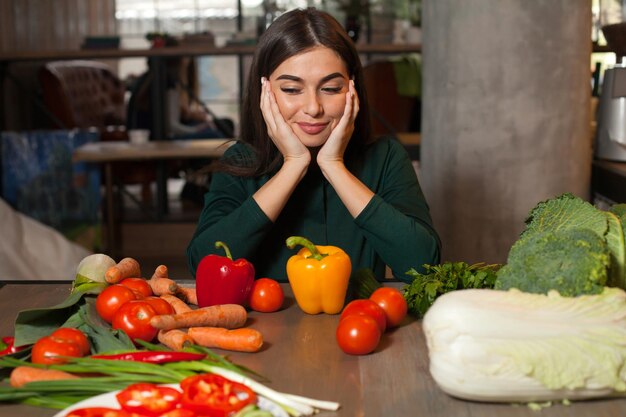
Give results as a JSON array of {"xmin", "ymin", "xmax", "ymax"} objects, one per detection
[{"xmin": 128, "ymin": 129, "xmax": 150, "ymax": 145}]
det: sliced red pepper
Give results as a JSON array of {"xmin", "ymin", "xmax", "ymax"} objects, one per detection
[
  {"xmin": 116, "ymin": 383, "xmax": 182, "ymax": 417},
  {"xmin": 180, "ymin": 374, "xmax": 257, "ymax": 417},
  {"xmin": 91, "ymin": 351, "xmax": 206, "ymax": 364},
  {"xmin": 65, "ymin": 407, "xmax": 132, "ymax": 417},
  {"xmin": 159, "ymin": 409, "xmax": 197, "ymax": 417}
]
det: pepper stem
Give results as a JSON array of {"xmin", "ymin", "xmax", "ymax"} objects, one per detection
[
  {"xmin": 215, "ymin": 241, "xmax": 233, "ymax": 260},
  {"xmin": 286, "ymin": 236, "xmax": 327, "ymax": 261}
]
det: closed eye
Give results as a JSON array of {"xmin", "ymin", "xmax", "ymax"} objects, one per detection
[
  {"xmin": 321, "ymin": 86, "xmax": 343, "ymax": 94},
  {"xmin": 280, "ymin": 87, "xmax": 302, "ymax": 94}
]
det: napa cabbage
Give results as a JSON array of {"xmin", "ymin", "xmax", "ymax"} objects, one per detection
[{"xmin": 423, "ymin": 287, "xmax": 626, "ymax": 403}]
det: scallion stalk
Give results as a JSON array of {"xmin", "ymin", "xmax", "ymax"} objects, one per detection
[{"xmin": 0, "ymin": 346, "xmax": 341, "ymax": 415}]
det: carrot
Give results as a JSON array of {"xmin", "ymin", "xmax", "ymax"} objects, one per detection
[
  {"xmin": 157, "ymin": 329, "xmax": 193, "ymax": 351},
  {"xmin": 105, "ymin": 257, "xmax": 141, "ymax": 284},
  {"xmin": 150, "ymin": 304, "xmax": 247, "ymax": 330},
  {"xmin": 148, "ymin": 265, "xmax": 179, "ymax": 296},
  {"xmin": 188, "ymin": 327, "xmax": 263, "ymax": 353},
  {"xmin": 10, "ymin": 366, "xmax": 79, "ymax": 388},
  {"xmin": 160, "ymin": 294, "xmax": 192, "ymax": 314},
  {"xmin": 176, "ymin": 286, "xmax": 198, "ymax": 305},
  {"xmin": 151, "ymin": 264, "xmax": 169, "ymax": 279}
]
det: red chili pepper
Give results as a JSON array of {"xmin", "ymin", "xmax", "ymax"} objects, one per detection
[
  {"xmin": 91, "ymin": 351, "xmax": 206, "ymax": 364},
  {"xmin": 0, "ymin": 336, "xmax": 25, "ymax": 356},
  {"xmin": 116, "ymin": 383, "xmax": 182, "ymax": 417},
  {"xmin": 195, "ymin": 241, "xmax": 255, "ymax": 308},
  {"xmin": 180, "ymin": 374, "xmax": 257, "ymax": 417}
]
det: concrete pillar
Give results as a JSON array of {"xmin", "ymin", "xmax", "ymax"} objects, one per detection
[{"xmin": 420, "ymin": 0, "xmax": 592, "ymax": 263}]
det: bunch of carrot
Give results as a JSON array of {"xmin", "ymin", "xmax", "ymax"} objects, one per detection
[{"xmin": 105, "ymin": 257, "xmax": 264, "ymax": 354}]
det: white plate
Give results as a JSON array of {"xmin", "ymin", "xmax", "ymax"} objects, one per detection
[{"xmin": 52, "ymin": 383, "xmax": 289, "ymax": 417}]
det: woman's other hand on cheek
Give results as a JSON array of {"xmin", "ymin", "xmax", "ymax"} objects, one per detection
[
  {"xmin": 317, "ymin": 79, "xmax": 359, "ymax": 169},
  {"xmin": 260, "ymin": 77, "xmax": 311, "ymax": 167}
]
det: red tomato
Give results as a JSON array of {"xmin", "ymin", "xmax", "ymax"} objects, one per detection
[
  {"xmin": 340, "ymin": 299, "xmax": 387, "ymax": 333},
  {"xmin": 143, "ymin": 296, "xmax": 175, "ymax": 315},
  {"xmin": 66, "ymin": 407, "xmax": 132, "ymax": 417},
  {"xmin": 336, "ymin": 314, "xmax": 381, "ymax": 355},
  {"xmin": 50, "ymin": 327, "xmax": 90, "ymax": 355},
  {"xmin": 112, "ymin": 300, "xmax": 158, "ymax": 343},
  {"xmin": 248, "ymin": 278, "xmax": 284, "ymax": 313},
  {"xmin": 31, "ymin": 335, "xmax": 83, "ymax": 365},
  {"xmin": 96, "ymin": 284, "xmax": 138, "ymax": 323},
  {"xmin": 119, "ymin": 278, "xmax": 153, "ymax": 298},
  {"xmin": 180, "ymin": 374, "xmax": 256, "ymax": 416},
  {"xmin": 116, "ymin": 383, "xmax": 181, "ymax": 417},
  {"xmin": 369, "ymin": 287, "xmax": 408, "ymax": 328}
]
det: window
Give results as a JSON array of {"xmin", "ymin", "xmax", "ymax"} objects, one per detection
[{"xmin": 114, "ymin": 0, "xmax": 317, "ymax": 129}]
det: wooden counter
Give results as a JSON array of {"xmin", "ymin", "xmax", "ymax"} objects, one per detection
[{"xmin": 1, "ymin": 282, "xmax": 625, "ymax": 416}]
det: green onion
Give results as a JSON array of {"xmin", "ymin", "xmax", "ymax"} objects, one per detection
[{"xmin": 0, "ymin": 345, "xmax": 341, "ymax": 415}]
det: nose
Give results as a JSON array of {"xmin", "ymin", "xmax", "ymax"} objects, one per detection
[{"xmin": 302, "ymin": 90, "xmax": 322, "ymax": 117}]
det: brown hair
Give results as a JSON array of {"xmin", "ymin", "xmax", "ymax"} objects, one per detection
[{"xmin": 221, "ymin": 7, "xmax": 372, "ymax": 176}]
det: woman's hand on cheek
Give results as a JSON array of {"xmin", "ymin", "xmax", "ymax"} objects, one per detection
[
  {"xmin": 317, "ymin": 80, "xmax": 359, "ymax": 168},
  {"xmin": 260, "ymin": 78, "xmax": 310, "ymax": 165}
]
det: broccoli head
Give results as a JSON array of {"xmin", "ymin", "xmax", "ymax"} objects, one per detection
[{"xmin": 494, "ymin": 228, "xmax": 610, "ymax": 297}]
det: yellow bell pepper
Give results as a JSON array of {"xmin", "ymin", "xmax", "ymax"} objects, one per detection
[{"xmin": 285, "ymin": 236, "xmax": 352, "ymax": 315}]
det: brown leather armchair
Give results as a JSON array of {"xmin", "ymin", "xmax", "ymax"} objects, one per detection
[
  {"xmin": 39, "ymin": 60, "xmax": 126, "ymax": 131},
  {"xmin": 39, "ymin": 60, "xmax": 155, "ymax": 204}
]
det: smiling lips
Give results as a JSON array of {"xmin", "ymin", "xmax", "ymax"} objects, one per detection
[{"xmin": 297, "ymin": 122, "xmax": 328, "ymax": 135}]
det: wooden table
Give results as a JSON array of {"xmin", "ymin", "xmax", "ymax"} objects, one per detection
[
  {"xmin": 1, "ymin": 281, "xmax": 625, "ymax": 416},
  {"xmin": 72, "ymin": 139, "xmax": 232, "ymax": 256}
]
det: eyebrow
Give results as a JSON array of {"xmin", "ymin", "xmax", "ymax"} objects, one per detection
[{"xmin": 275, "ymin": 72, "xmax": 347, "ymax": 83}]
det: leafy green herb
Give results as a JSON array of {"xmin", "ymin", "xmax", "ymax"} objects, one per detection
[{"xmin": 403, "ymin": 262, "xmax": 500, "ymax": 317}]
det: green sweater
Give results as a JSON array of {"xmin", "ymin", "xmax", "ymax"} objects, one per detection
[{"xmin": 187, "ymin": 136, "xmax": 440, "ymax": 283}]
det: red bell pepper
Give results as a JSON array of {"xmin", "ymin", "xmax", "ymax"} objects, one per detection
[{"xmin": 196, "ymin": 241, "xmax": 255, "ymax": 308}]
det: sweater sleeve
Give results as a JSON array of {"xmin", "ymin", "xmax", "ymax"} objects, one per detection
[
  {"xmin": 186, "ymin": 146, "xmax": 273, "ymax": 276},
  {"xmin": 354, "ymin": 139, "xmax": 440, "ymax": 282}
]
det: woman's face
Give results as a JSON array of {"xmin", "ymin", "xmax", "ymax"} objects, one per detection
[{"xmin": 268, "ymin": 46, "xmax": 350, "ymax": 148}]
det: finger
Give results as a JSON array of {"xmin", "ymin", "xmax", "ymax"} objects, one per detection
[
  {"xmin": 335, "ymin": 90, "xmax": 353, "ymax": 131},
  {"xmin": 267, "ymin": 85, "xmax": 294, "ymax": 139},
  {"xmin": 260, "ymin": 79, "xmax": 277, "ymax": 133},
  {"xmin": 267, "ymin": 84, "xmax": 284, "ymax": 124},
  {"xmin": 350, "ymin": 80, "xmax": 360, "ymax": 119}
]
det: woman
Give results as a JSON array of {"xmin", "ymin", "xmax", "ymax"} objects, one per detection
[{"xmin": 187, "ymin": 8, "xmax": 440, "ymax": 282}]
